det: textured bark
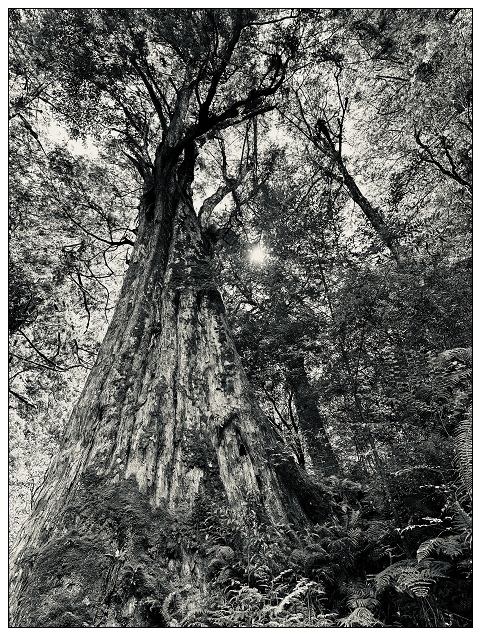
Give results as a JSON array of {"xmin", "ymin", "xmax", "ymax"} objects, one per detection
[
  {"xmin": 286, "ymin": 356, "xmax": 340, "ymax": 477},
  {"xmin": 10, "ymin": 148, "xmax": 328, "ymax": 627}
]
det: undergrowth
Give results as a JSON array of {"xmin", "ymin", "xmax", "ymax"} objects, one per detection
[{"xmin": 172, "ymin": 477, "xmax": 472, "ymax": 627}]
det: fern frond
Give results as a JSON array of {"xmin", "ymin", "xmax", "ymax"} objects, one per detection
[
  {"xmin": 206, "ymin": 544, "xmax": 235, "ymax": 563},
  {"xmin": 374, "ymin": 561, "xmax": 410, "ymax": 591},
  {"xmin": 347, "ymin": 508, "xmax": 361, "ymax": 528},
  {"xmin": 371, "ymin": 545, "xmax": 390, "ymax": 562},
  {"xmin": 162, "ymin": 590, "xmax": 177, "ymax": 625},
  {"xmin": 364, "ymin": 520, "xmax": 393, "ymax": 543},
  {"xmin": 338, "ymin": 607, "xmax": 382, "ymax": 627},
  {"xmin": 180, "ymin": 608, "xmax": 209, "ymax": 627},
  {"xmin": 435, "ymin": 347, "xmax": 472, "ymax": 367},
  {"xmin": 417, "ymin": 536, "xmax": 464, "ymax": 561},
  {"xmin": 374, "ymin": 560, "xmax": 435, "ymax": 597},
  {"xmin": 271, "ymin": 568, "xmax": 293, "ymax": 585},
  {"xmin": 284, "ymin": 612, "xmax": 307, "ymax": 625},
  {"xmin": 347, "ymin": 593, "xmax": 379, "ymax": 611},
  {"xmin": 161, "ymin": 584, "xmax": 192, "ymax": 625},
  {"xmin": 451, "ymin": 502, "xmax": 472, "ymax": 539},
  {"xmin": 185, "ymin": 621, "xmax": 210, "ymax": 627},
  {"xmin": 418, "ymin": 558, "xmax": 452, "ymax": 577},
  {"xmin": 454, "ymin": 407, "xmax": 472, "ymax": 496},
  {"xmin": 347, "ymin": 527, "xmax": 363, "ymax": 547},
  {"xmin": 289, "ymin": 545, "xmax": 328, "ymax": 572},
  {"xmin": 315, "ymin": 612, "xmax": 338, "ymax": 626},
  {"xmin": 345, "ymin": 581, "xmax": 378, "ymax": 613},
  {"xmin": 273, "ymin": 578, "xmax": 320, "ymax": 615},
  {"xmin": 396, "ymin": 568, "xmax": 434, "ymax": 597},
  {"xmin": 206, "ymin": 544, "xmax": 236, "ymax": 580}
]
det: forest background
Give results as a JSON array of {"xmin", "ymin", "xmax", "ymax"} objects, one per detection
[{"xmin": 7, "ymin": 6, "xmax": 473, "ymax": 628}]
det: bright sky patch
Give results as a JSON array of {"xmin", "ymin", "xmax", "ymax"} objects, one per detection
[{"xmin": 248, "ymin": 245, "xmax": 267, "ymax": 264}]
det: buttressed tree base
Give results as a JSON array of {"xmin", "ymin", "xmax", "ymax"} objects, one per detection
[{"xmin": 10, "ymin": 9, "xmax": 328, "ymax": 627}]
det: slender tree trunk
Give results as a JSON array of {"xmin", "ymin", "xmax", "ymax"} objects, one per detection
[
  {"xmin": 316, "ymin": 121, "xmax": 402, "ymax": 264},
  {"xmin": 286, "ymin": 355, "xmax": 340, "ymax": 477},
  {"xmin": 10, "ymin": 147, "xmax": 328, "ymax": 627},
  {"xmin": 336, "ymin": 159, "xmax": 402, "ymax": 264}
]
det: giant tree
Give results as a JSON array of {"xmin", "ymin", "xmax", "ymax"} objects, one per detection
[{"xmin": 9, "ymin": 9, "xmax": 333, "ymax": 627}]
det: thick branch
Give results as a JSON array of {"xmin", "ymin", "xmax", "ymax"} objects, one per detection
[
  {"xmin": 198, "ymin": 183, "xmax": 235, "ymax": 221},
  {"xmin": 183, "ymin": 69, "xmax": 285, "ymax": 153},
  {"xmin": 120, "ymin": 147, "xmax": 152, "ymax": 183},
  {"xmin": 198, "ymin": 9, "xmax": 245, "ymax": 121},
  {"xmin": 130, "ymin": 57, "xmax": 167, "ymax": 132}
]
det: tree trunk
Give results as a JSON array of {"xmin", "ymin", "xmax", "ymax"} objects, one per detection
[
  {"xmin": 286, "ymin": 356, "xmax": 340, "ymax": 477},
  {"xmin": 9, "ymin": 148, "xmax": 328, "ymax": 627},
  {"xmin": 316, "ymin": 121, "xmax": 402, "ymax": 264}
]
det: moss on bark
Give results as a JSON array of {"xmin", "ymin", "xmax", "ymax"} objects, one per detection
[{"xmin": 14, "ymin": 470, "xmax": 237, "ymax": 626}]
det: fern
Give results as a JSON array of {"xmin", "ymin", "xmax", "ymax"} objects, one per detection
[
  {"xmin": 374, "ymin": 560, "xmax": 436, "ymax": 598},
  {"xmin": 418, "ymin": 558, "xmax": 451, "ymax": 578},
  {"xmin": 272, "ymin": 577, "xmax": 321, "ymax": 615},
  {"xmin": 161, "ymin": 589, "xmax": 177, "ymax": 625},
  {"xmin": 339, "ymin": 607, "xmax": 382, "ymax": 627},
  {"xmin": 346, "ymin": 586, "xmax": 379, "ymax": 612},
  {"xmin": 180, "ymin": 607, "xmax": 211, "ymax": 627},
  {"xmin": 435, "ymin": 347, "xmax": 472, "ymax": 367},
  {"xmin": 454, "ymin": 407, "xmax": 472, "ymax": 498},
  {"xmin": 451, "ymin": 501, "xmax": 472, "ymax": 541},
  {"xmin": 430, "ymin": 348, "xmax": 472, "ymax": 425},
  {"xmin": 364, "ymin": 519, "xmax": 395, "ymax": 544},
  {"xmin": 417, "ymin": 536, "xmax": 464, "ymax": 561},
  {"xmin": 206, "ymin": 544, "xmax": 236, "ymax": 581},
  {"xmin": 271, "ymin": 568, "xmax": 293, "ymax": 585},
  {"xmin": 396, "ymin": 568, "xmax": 434, "ymax": 597},
  {"xmin": 184, "ymin": 621, "xmax": 210, "ymax": 627},
  {"xmin": 345, "ymin": 508, "xmax": 361, "ymax": 529},
  {"xmin": 314, "ymin": 612, "xmax": 338, "ymax": 627},
  {"xmin": 206, "ymin": 544, "xmax": 235, "ymax": 566},
  {"xmin": 348, "ymin": 596, "xmax": 378, "ymax": 610},
  {"xmin": 265, "ymin": 620, "xmax": 283, "ymax": 627},
  {"xmin": 161, "ymin": 584, "xmax": 193, "ymax": 626}
]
